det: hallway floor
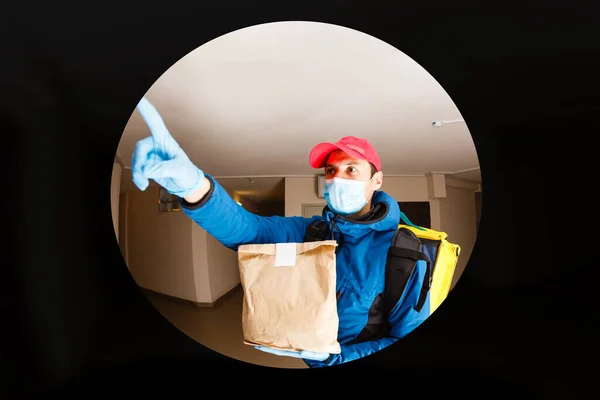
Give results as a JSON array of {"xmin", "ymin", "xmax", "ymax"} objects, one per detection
[{"xmin": 145, "ymin": 286, "xmax": 309, "ymax": 369}]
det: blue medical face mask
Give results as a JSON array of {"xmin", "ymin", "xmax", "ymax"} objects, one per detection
[{"xmin": 324, "ymin": 176, "xmax": 375, "ymax": 216}]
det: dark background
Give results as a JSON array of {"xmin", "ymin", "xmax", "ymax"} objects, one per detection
[{"xmin": 2, "ymin": 2, "xmax": 599, "ymax": 398}]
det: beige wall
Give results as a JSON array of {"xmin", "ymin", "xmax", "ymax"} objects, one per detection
[
  {"xmin": 439, "ymin": 179, "xmax": 478, "ymax": 289},
  {"xmin": 206, "ymin": 234, "xmax": 241, "ymax": 301},
  {"xmin": 122, "ymin": 177, "xmax": 254, "ymax": 304},
  {"xmin": 285, "ymin": 177, "xmax": 327, "ymax": 217},
  {"xmin": 126, "ymin": 184, "xmax": 199, "ymax": 302},
  {"xmin": 191, "ymin": 222, "xmax": 211, "ymax": 302},
  {"xmin": 380, "ymin": 176, "xmax": 430, "ymax": 202}
]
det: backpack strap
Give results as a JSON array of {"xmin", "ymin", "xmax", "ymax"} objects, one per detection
[
  {"xmin": 414, "ymin": 251, "xmax": 432, "ymax": 312},
  {"xmin": 304, "ymin": 220, "xmax": 330, "ymax": 242},
  {"xmin": 399, "ymin": 211, "xmax": 427, "ymax": 231},
  {"xmin": 381, "ymin": 228, "xmax": 431, "ymax": 315},
  {"xmin": 346, "ymin": 227, "xmax": 431, "ymax": 345},
  {"xmin": 304, "ymin": 217, "xmax": 345, "ymax": 255}
]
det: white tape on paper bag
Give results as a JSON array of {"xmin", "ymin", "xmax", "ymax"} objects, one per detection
[{"xmin": 275, "ymin": 243, "xmax": 297, "ymax": 267}]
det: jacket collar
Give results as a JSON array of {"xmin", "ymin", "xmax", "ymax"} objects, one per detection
[{"xmin": 322, "ymin": 190, "xmax": 400, "ymax": 238}]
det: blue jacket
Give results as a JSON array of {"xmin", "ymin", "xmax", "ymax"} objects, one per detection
[{"xmin": 180, "ymin": 174, "xmax": 430, "ymax": 367}]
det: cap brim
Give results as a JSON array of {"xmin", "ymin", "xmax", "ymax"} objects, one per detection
[{"xmin": 309, "ymin": 142, "xmax": 369, "ymax": 169}]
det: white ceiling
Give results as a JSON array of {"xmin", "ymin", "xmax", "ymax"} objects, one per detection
[{"xmin": 116, "ymin": 21, "xmax": 480, "ymax": 203}]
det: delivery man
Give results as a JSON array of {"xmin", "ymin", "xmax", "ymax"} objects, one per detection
[{"xmin": 131, "ymin": 97, "xmax": 430, "ymax": 368}]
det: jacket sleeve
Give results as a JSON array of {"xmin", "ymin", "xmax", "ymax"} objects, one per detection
[
  {"xmin": 179, "ymin": 174, "xmax": 317, "ymax": 248},
  {"xmin": 304, "ymin": 259, "xmax": 431, "ymax": 368}
]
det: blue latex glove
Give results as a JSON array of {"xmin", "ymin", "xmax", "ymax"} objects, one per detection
[
  {"xmin": 131, "ymin": 97, "xmax": 205, "ymax": 198},
  {"xmin": 254, "ymin": 346, "xmax": 330, "ymax": 361}
]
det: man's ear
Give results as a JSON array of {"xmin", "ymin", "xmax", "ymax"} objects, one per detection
[{"xmin": 373, "ymin": 171, "xmax": 383, "ymax": 189}]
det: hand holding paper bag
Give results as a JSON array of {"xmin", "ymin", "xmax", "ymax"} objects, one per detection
[{"xmin": 254, "ymin": 345, "xmax": 330, "ymax": 361}]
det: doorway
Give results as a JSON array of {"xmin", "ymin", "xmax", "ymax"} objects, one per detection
[{"xmin": 398, "ymin": 201, "xmax": 431, "ymax": 228}]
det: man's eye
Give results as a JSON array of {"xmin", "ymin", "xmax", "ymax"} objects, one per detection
[{"xmin": 348, "ymin": 167, "xmax": 356, "ymax": 173}]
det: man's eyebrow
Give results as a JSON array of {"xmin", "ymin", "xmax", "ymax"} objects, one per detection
[{"xmin": 325, "ymin": 161, "xmax": 357, "ymax": 168}]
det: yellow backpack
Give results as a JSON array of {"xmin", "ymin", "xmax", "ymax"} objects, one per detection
[{"xmin": 398, "ymin": 212, "xmax": 461, "ymax": 314}]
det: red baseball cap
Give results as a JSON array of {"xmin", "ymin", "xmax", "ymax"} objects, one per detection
[{"xmin": 309, "ymin": 136, "xmax": 382, "ymax": 172}]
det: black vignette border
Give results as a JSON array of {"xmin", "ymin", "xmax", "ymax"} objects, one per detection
[{"xmin": 2, "ymin": 3, "xmax": 599, "ymax": 398}]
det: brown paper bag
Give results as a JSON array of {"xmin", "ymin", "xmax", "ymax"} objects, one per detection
[{"xmin": 237, "ymin": 240, "xmax": 341, "ymax": 354}]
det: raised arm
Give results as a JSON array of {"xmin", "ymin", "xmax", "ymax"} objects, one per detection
[
  {"xmin": 179, "ymin": 173, "xmax": 316, "ymax": 249},
  {"xmin": 131, "ymin": 97, "xmax": 316, "ymax": 248}
]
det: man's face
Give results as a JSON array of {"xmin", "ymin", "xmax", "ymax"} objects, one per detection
[{"xmin": 324, "ymin": 149, "xmax": 383, "ymax": 199}]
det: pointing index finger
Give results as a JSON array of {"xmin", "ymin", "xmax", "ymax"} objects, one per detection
[{"xmin": 136, "ymin": 97, "xmax": 178, "ymax": 152}]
